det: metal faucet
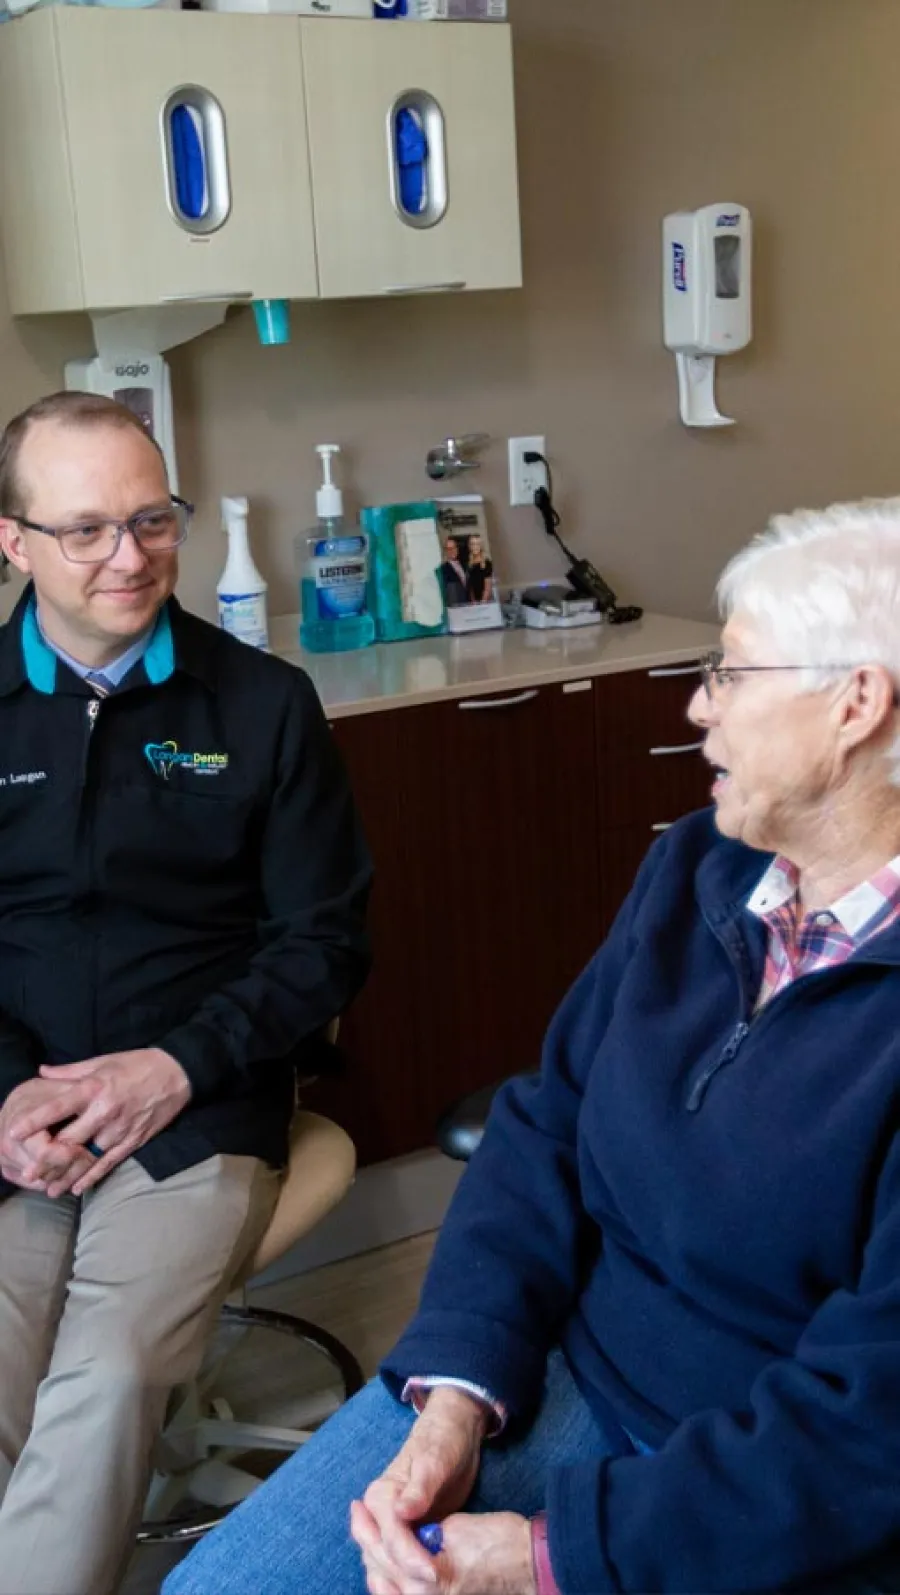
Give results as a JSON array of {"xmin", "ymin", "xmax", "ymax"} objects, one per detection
[{"xmin": 426, "ymin": 433, "xmax": 490, "ymax": 481}]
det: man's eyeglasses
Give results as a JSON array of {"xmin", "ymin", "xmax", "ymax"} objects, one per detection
[
  {"xmin": 699, "ymin": 650, "xmax": 848, "ymax": 701},
  {"xmin": 15, "ymin": 497, "xmax": 193, "ymax": 565}
]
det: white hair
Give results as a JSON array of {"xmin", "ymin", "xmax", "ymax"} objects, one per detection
[{"xmin": 717, "ymin": 498, "xmax": 900, "ymax": 782}]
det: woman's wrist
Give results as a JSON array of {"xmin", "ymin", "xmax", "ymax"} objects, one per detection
[{"xmin": 418, "ymin": 1383, "xmax": 491, "ymax": 1439}]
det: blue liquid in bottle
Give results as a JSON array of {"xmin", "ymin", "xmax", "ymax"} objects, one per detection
[{"xmin": 299, "ymin": 529, "xmax": 375, "ymax": 654}]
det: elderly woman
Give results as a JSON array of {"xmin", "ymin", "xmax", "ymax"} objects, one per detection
[{"xmin": 166, "ymin": 499, "xmax": 900, "ymax": 1595}]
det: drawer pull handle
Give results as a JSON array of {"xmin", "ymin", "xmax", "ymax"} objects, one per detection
[
  {"xmin": 647, "ymin": 664, "xmax": 701, "ymax": 678},
  {"xmin": 458, "ymin": 690, "xmax": 539, "ymax": 711},
  {"xmin": 651, "ymin": 822, "xmax": 674, "ymax": 832},
  {"xmin": 384, "ymin": 280, "xmax": 466, "ymax": 295},
  {"xmin": 159, "ymin": 291, "xmax": 253, "ymax": 303},
  {"xmin": 649, "ymin": 741, "xmax": 704, "ymax": 756}
]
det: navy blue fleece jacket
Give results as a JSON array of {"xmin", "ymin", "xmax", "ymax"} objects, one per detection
[{"xmin": 382, "ymin": 810, "xmax": 900, "ymax": 1592}]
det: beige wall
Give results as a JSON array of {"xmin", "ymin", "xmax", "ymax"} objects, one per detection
[{"xmin": 1, "ymin": 0, "xmax": 898, "ymax": 628}]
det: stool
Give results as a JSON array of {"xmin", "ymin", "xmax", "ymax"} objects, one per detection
[
  {"xmin": 139, "ymin": 1110, "xmax": 364, "ymax": 1546},
  {"xmin": 437, "ymin": 1073, "xmax": 538, "ymax": 1163}
]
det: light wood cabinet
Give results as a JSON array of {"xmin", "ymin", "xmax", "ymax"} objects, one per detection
[
  {"xmin": 0, "ymin": 12, "xmax": 522, "ymax": 316},
  {"xmin": 301, "ymin": 19, "xmax": 522, "ymax": 299},
  {"xmin": 0, "ymin": 10, "xmax": 318, "ymax": 314}
]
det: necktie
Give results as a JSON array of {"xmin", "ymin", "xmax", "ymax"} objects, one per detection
[{"xmin": 86, "ymin": 671, "xmax": 114, "ymax": 698}]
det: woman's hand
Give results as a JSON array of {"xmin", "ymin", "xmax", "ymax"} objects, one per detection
[
  {"xmin": 350, "ymin": 1387, "xmax": 488, "ymax": 1594},
  {"xmin": 353, "ymin": 1506, "xmax": 535, "ymax": 1595}
]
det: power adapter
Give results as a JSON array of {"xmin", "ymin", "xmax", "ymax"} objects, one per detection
[{"xmin": 526, "ymin": 458, "xmax": 643, "ymax": 625}]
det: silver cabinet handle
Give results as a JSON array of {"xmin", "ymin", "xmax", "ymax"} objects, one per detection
[
  {"xmin": 458, "ymin": 690, "xmax": 539, "ymax": 711},
  {"xmin": 159, "ymin": 291, "xmax": 254, "ymax": 302},
  {"xmin": 649, "ymin": 741, "xmax": 704, "ymax": 756},
  {"xmin": 384, "ymin": 281, "xmax": 466, "ymax": 295},
  {"xmin": 647, "ymin": 664, "xmax": 701, "ymax": 678},
  {"xmin": 651, "ymin": 822, "xmax": 674, "ymax": 832}
]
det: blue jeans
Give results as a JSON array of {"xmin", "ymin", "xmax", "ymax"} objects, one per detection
[
  {"xmin": 163, "ymin": 1349, "xmax": 900, "ymax": 1595},
  {"xmin": 162, "ymin": 1349, "xmax": 623, "ymax": 1595}
]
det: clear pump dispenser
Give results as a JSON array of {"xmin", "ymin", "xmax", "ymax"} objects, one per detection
[{"xmin": 297, "ymin": 446, "xmax": 375, "ymax": 654}]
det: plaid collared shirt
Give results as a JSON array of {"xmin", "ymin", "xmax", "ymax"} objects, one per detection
[{"xmin": 747, "ymin": 853, "xmax": 900, "ymax": 1009}]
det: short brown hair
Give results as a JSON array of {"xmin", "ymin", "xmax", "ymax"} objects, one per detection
[{"xmin": 0, "ymin": 391, "xmax": 165, "ymax": 519}]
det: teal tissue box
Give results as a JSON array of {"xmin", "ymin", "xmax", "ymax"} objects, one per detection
[{"xmin": 362, "ymin": 501, "xmax": 448, "ymax": 643}]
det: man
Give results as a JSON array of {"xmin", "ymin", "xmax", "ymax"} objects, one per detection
[
  {"xmin": 0, "ymin": 392, "xmax": 371, "ymax": 1595},
  {"xmin": 439, "ymin": 535, "xmax": 468, "ymax": 608}
]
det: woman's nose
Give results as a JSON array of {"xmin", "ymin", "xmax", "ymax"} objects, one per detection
[{"xmin": 688, "ymin": 682, "xmax": 714, "ymax": 729}]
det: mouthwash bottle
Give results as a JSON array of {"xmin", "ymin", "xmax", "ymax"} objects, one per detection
[{"xmin": 298, "ymin": 445, "xmax": 375, "ymax": 655}]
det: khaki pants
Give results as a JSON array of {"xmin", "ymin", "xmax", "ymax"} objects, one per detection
[{"xmin": 0, "ymin": 1153, "xmax": 281, "ymax": 1595}]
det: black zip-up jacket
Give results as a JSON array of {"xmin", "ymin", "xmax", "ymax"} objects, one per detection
[{"xmin": 0, "ymin": 587, "xmax": 372, "ymax": 1189}]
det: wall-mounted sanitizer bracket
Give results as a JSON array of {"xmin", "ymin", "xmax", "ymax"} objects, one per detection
[
  {"xmin": 662, "ymin": 203, "xmax": 752, "ymax": 428},
  {"xmin": 64, "ymin": 303, "xmax": 230, "ymax": 494}
]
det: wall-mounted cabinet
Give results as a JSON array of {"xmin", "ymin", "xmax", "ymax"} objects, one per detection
[
  {"xmin": 0, "ymin": 11, "xmax": 522, "ymax": 316},
  {"xmin": 301, "ymin": 19, "xmax": 522, "ymax": 299},
  {"xmin": 0, "ymin": 10, "xmax": 318, "ymax": 314}
]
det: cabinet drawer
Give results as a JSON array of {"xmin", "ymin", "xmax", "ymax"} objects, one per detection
[
  {"xmin": 597, "ymin": 746, "xmax": 711, "ymax": 831},
  {"xmin": 594, "ymin": 662, "xmax": 702, "ymax": 758}
]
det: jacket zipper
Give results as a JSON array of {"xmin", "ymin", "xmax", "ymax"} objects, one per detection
[
  {"xmin": 82, "ymin": 696, "xmax": 100, "ymax": 784},
  {"xmin": 686, "ymin": 1020, "xmax": 750, "ymax": 1112},
  {"xmin": 684, "ymin": 946, "xmax": 891, "ymax": 1114}
]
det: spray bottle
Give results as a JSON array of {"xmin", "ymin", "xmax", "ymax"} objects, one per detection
[
  {"xmin": 297, "ymin": 446, "xmax": 374, "ymax": 654},
  {"xmin": 217, "ymin": 496, "xmax": 269, "ymax": 651}
]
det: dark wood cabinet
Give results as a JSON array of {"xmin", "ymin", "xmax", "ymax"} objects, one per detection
[
  {"xmin": 308, "ymin": 661, "xmax": 707, "ymax": 1166},
  {"xmin": 594, "ymin": 663, "xmax": 710, "ymax": 931}
]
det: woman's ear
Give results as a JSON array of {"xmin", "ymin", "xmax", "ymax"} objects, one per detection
[{"xmin": 838, "ymin": 665, "xmax": 896, "ymax": 750}]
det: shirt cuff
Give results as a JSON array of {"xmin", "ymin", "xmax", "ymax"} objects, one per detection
[
  {"xmin": 531, "ymin": 1514, "xmax": 561, "ymax": 1595},
  {"xmin": 401, "ymin": 1376, "xmax": 507, "ymax": 1438}
]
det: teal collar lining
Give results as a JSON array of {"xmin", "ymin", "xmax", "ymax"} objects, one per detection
[
  {"xmin": 143, "ymin": 606, "xmax": 175, "ymax": 685},
  {"xmin": 21, "ymin": 598, "xmax": 57, "ymax": 695},
  {"xmin": 21, "ymin": 597, "xmax": 175, "ymax": 694}
]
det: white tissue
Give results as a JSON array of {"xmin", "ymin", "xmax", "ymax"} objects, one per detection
[{"xmin": 395, "ymin": 517, "xmax": 444, "ymax": 629}]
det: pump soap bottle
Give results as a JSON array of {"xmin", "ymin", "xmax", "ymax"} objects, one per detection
[
  {"xmin": 217, "ymin": 496, "xmax": 269, "ymax": 651},
  {"xmin": 298, "ymin": 446, "xmax": 375, "ymax": 654}
]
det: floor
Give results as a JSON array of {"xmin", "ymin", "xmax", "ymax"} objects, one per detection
[{"xmin": 122, "ymin": 1231, "xmax": 435, "ymax": 1595}]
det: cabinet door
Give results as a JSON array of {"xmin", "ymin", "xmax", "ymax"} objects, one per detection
[
  {"xmin": 314, "ymin": 684, "xmax": 599, "ymax": 1166},
  {"xmin": 56, "ymin": 11, "xmax": 318, "ymax": 310},
  {"xmin": 305, "ymin": 710, "xmax": 421, "ymax": 1169},
  {"xmin": 595, "ymin": 663, "xmax": 709, "ymax": 930},
  {"xmin": 300, "ymin": 20, "xmax": 522, "ymax": 299}
]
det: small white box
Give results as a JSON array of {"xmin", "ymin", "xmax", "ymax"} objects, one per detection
[{"xmin": 407, "ymin": 0, "xmax": 507, "ymax": 18}]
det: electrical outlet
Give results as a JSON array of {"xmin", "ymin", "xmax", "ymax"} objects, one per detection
[{"xmin": 508, "ymin": 435, "xmax": 547, "ymax": 507}]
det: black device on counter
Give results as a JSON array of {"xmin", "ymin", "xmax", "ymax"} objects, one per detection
[{"xmin": 526, "ymin": 455, "xmax": 643, "ymax": 626}]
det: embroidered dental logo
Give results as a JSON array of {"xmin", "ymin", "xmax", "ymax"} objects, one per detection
[{"xmin": 144, "ymin": 740, "xmax": 229, "ymax": 780}]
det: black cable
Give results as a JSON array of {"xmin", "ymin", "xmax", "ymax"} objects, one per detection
[
  {"xmin": 524, "ymin": 449, "xmax": 643, "ymax": 625},
  {"xmin": 526, "ymin": 451, "xmax": 580, "ymax": 564}
]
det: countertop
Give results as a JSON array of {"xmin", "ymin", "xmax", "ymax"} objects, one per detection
[{"xmin": 268, "ymin": 610, "xmax": 720, "ymax": 719}]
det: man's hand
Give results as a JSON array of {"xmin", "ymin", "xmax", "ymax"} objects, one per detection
[
  {"xmin": 0, "ymin": 1077, "xmax": 97, "ymax": 1196},
  {"xmin": 353, "ymin": 1507, "xmax": 535, "ymax": 1595},
  {"xmin": 9, "ymin": 1048, "xmax": 191, "ymax": 1196},
  {"xmin": 349, "ymin": 1388, "xmax": 488, "ymax": 1594}
]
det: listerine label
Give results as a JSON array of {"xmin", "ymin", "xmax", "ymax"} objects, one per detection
[{"xmin": 313, "ymin": 556, "xmax": 367, "ymax": 619}]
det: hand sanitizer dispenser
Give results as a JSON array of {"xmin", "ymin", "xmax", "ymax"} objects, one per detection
[
  {"xmin": 64, "ymin": 353, "xmax": 179, "ymax": 490},
  {"xmin": 662, "ymin": 203, "xmax": 752, "ymax": 428}
]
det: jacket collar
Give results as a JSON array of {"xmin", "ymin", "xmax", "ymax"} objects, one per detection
[
  {"xmin": 0, "ymin": 586, "xmax": 216, "ymax": 697},
  {"xmin": 695, "ymin": 820, "xmax": 900, "ymax": 973}
]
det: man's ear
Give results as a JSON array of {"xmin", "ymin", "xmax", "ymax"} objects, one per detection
[{"xmin": 0, "ymin": 518, "xmax": 32, "ymax": 575}]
